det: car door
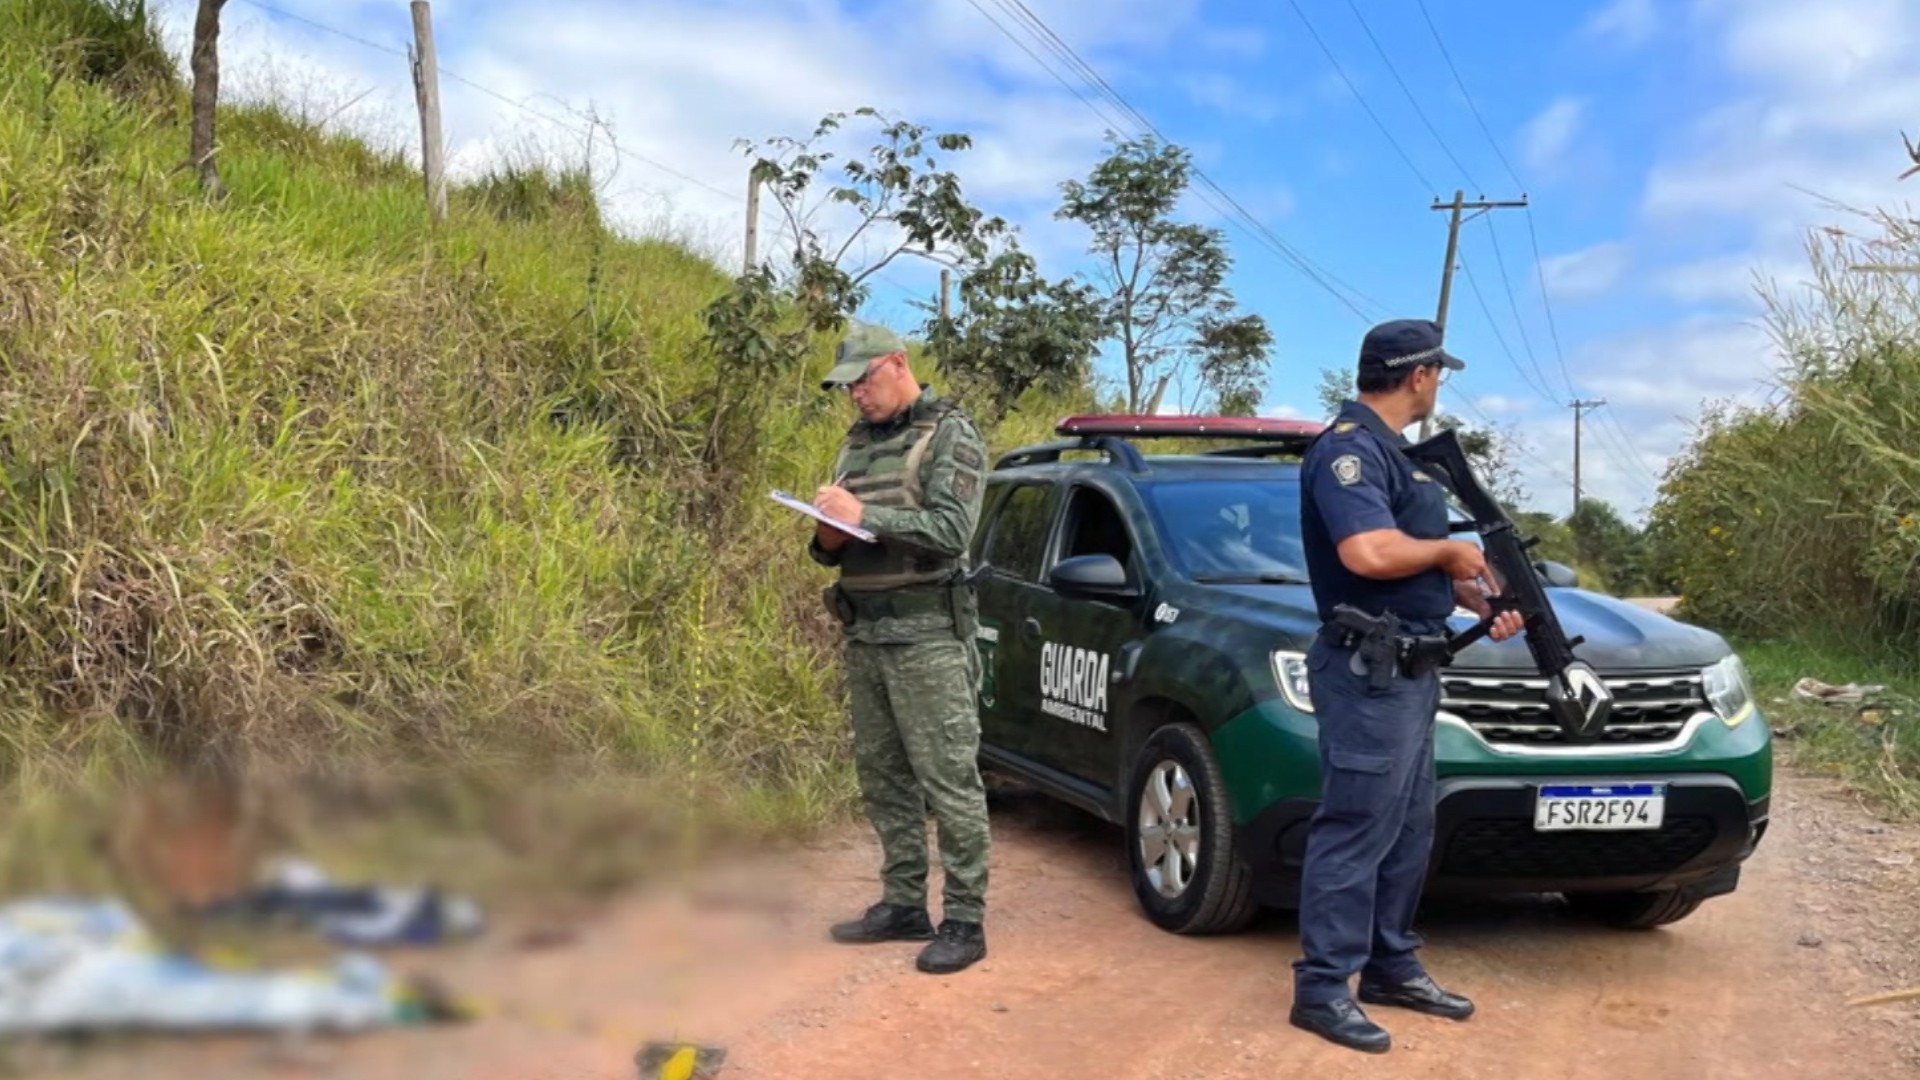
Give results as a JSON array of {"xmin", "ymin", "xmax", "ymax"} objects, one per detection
[
  {"xmin": 1020, "ymin": 480, "xmax": 1150, "ymax": 789},
  {"xmin": 971, "ymin": 479, "xmax": 1063, "ymax": 764}
]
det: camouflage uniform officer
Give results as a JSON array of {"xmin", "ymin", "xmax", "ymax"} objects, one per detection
[{"xmin": 809, "ymin": 322, "xmax": 992, "ymax": 976}]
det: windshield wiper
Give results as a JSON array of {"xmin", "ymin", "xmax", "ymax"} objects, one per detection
[{"xmin": 1191, "ymin": 572, "xmax": 1309, "ymax": 585}]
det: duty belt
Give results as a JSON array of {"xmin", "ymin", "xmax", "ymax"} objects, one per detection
[
  {"xmin": 1324, "ymin": 604, "xmax": 1453, "ymax": 689},
  {"xmin": 839, "ymin": 587, "xmax": 952, "ymax": 622}
]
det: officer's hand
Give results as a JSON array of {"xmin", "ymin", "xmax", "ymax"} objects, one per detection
[
  {"xmin": 1437, "ymin": 540, "xmax": 1491, "ymax": 583},
  {"xmin": 1453, "ymin": 578, "xmax": 1493, "ymax": 619},
  {"xmin": 815, "ymin": 485, "xmax": 864, "ymax": 525},
  {"xmin": 1488, "ymin": 610, "xmax": 1526, "ymax": 641}
]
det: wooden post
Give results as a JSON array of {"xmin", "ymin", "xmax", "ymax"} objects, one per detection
[
  {"xmin": 743, "ymin": 168, "xmax": 760, "ymax": 274},
  {"xmin": 189, "ymin": 0, "xmax": 229, "ymax": 198},
  {"xmin": 409, "ymin": 1, "xmax": 447, "ymax": 223}
]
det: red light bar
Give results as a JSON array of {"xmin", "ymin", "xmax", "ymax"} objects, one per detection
[{"xmin": 1056, "ymin": 414, "xmax": 1326, "ymax": 441}]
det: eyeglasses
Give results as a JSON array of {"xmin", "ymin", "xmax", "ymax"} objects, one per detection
[{"xmin": 845, "ymin": 353, "xmax": 897, "ymax": 393}]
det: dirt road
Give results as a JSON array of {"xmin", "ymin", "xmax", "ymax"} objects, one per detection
[{"xmin": 41, "ymin": 768, "xmax": 1920, "ymax": 1080}]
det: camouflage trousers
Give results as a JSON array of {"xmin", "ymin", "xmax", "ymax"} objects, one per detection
[{"xmin": 844, "ymin": 637, "xmax": 991, "ymax": 924}]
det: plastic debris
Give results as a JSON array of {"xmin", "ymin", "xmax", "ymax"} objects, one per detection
[
  {"xmin": 635, "ymin": 1041, "xmax": 728, "ymax": 1080},
  {"xmin": 199, "ymin": 857, "xmax": 485, "ymax": 947},
  {"xmin": 0, "ymin": 897, "xmax": 406, "ymax": 1034},
  {"xmin": 1790, "ymin": 677, "xmax": 1888, "ymax": 707}
]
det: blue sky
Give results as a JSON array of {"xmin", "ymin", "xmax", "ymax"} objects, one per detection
[{"xmin": 163, "ymin": 0, "xmax": 1920, "ymax": 522}]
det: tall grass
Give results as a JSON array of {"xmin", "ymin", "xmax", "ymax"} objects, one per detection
[
  {"xmin": 1647, "ymin": 207, "xmax": 1920, "ymax": 659},
  {"xmin": 0, "ymin": 0, "xmax": 1099, "ymax": 896}
]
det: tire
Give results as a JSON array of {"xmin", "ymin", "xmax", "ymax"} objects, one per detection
[
  {"xmin": 1123, "ymin": 722, "xmax": 1260, "ymax": 935},
  {"xmin": 1566, "ymin": 888, "xmax": 1706, "ymax": 929}
]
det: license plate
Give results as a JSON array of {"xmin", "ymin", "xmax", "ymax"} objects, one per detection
[{"xmin": 1533, "ymin": 783, "xmax": 1666, "ymax": 831}]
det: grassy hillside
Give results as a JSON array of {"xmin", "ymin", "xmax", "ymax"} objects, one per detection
[{"xmin": 0, "ymin": 0, "xmax": 1094, "ymax": 895}]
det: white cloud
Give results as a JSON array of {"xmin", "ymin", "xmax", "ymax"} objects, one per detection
[
  {"xmin": 1583, "ymin": 0, "xmax": 1659, "ymax": 47},
  {"xmin": 1181, "ymin": 74, "xmax": 1289, "ymax": 122},
  {"xmin": 1474, "ymin": 393, "xmax": 1532, "ymax": 417},
  {"xmin": 1498, "ymin": 316, "xmax": 1785, "ymax": 519},
  {"xmin": 1719, "ymin": 0, "xmax": 1914, "ymax": 88},
  {"xmin": 1260, "ymin": 402, "xmax": 1308, "ymax": 420},
  {"xmin": 1519, "ymin": 98, "xmax": 1587, "ymax": 174},
  {"xmin": 1539, "ymin": 241, "xmax": 1633, "ymax": 300},
  {"xmin": 1656, "ymin": 252, "xmax": 1811, "ymax": 306},
  {"xmin": 1195, "ymin": 26, "xmax": 1267, "ymax": 59},
  {"xmin": 156, "ymin": 0, "xmax": 1227, "ymax": 296}
]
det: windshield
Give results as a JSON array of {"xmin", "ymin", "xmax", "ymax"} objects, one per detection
[{"xmin": 1143, "ymin": 479, "xmax": 1310, "ymax": 583}]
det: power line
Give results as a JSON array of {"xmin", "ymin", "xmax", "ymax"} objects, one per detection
[
  {"xmin": 232, "ymin": 0, "xmax": 946, "ymax": 301},
  {"xmin": 1412, "ymin": 0, "xmax": 1523, "ymax": 192},
  {"xmin": 1341, "ymin": 0, "xmax": 1480, "ymax": 191},
  {"xmin": 1460, "ymin": 255, "xmax": 1557, "ymax": 403},
  {"xmin": 1481, "ymin": 215, "xmax": 1559, "ymax": 397},
  {"xmin": 1412, "ymin": 0, "xmax": 1667, "ymax": 500},
  {"xmin": 1284, "ymin": 0, "xmax": 1436, "ymax": 194},
  {"xmin": 966, "ymin": 0, "xmax": 1386, "ymax": 321}
]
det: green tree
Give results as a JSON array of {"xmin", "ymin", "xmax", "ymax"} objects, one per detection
[
  {"xmin": 1567, "ymin": 497, "xmax": 1647, "ymax": 596},
  {"xmin": 738, "ymin": 107, "xmax": 1014, "ymax": 333},
  {"xmin": 920, "ymin": 248, "xmax": 1105, "ymax": 425},
  {"xmin": 1057, "ymin": 133, "xmax": 1273, "ymax": 415}
]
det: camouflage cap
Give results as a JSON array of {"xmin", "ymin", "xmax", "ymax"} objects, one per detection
[{"xmin": 821, "ymin": 322, "xmax": 906, "ymax": 390}]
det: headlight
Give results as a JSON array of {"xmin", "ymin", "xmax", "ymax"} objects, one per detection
[
  {"xmin": 1702, "ymin": 654, "xmax": 1754, "ymax": 727},
  {"xmin": 1273, "ymin": 650, "xmax": 1313, "ymax": 714}
]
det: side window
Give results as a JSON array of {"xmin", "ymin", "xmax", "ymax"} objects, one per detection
[
  {"xmin": 1058, "ymin": 486, "xmax": 1134, "ymax": 578},
  {"xmin": 982, "ymin": 483, "xmax": 1054, "ymax": 583}
]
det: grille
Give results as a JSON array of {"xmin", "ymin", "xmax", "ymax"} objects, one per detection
[
  {"xmin": 1439, "ymin": 816, "xmax": 1718, "ymax": 879},
  {"xmin": 1441, "ymin": 669, "xmax": 1708, "ymax": 747}
]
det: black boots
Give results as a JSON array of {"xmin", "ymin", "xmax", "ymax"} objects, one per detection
[
  {"xmin": 829, "ymin": 902, "xmax": 935, "ymax": 944},
  {"xmin": 1289, "ymin": 999, "xmax": 1392, "ymax": 1054},
  {"xmin": 914, "ymin": 920, "xmax": 986, "ymax": 974},
  {"xmin": 1358, "ymin": 974, "xmax": 1476, "ymax": 1020},
  {"xmin": 829, "ymin": 905, "xmax": 987, "ymax": 974}
]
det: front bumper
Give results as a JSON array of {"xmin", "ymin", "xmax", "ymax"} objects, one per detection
[{"xmin": 1236, "ymin": 775, "xmax": 1770, "ymax": 909}]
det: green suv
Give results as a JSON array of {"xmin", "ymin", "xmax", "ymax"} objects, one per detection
[{"xmin": 969, "ymin": 415, "xmax": 1771, "ymax": 934}]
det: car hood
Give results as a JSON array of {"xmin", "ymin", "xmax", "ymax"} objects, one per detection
[{"xmin": 1193, "ymin": 584, "xmax": 1731, "ymax": 672}]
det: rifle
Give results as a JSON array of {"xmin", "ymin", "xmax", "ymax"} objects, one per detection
[{"xmin": 1402, "ymin": 427, "xmax": 1614, "ymax": 742}]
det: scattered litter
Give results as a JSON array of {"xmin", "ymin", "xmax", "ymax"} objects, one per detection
[
  {"xmin": 1791, "ymin": 677, "xmax": 1888, "ymax": 707},
  {"xmin": 0, "ymin": 897, "xmax": 455, "ymax": 1035},
  {"xmin": 635, "ymin": 1040, "xmax": 727, "ymax": 1080},
  {"xmin": 1797, "ymin": 933, "xmax": 1824, "ymax": 948},
  {"xmin": 1874, "ymin": 855, "xmax": 1914, "ymax": 868},
  {"xmin": 1849, "ymin": 986, "xmax": 1920, "ymax": 1008},
  {"xmin": 198, "ymin": 857, "xmax": 484, "ymax": 947}
]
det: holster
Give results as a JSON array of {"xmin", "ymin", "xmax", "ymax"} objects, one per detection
[
  {"xmin": 823, "ymin": 582, "xmax": 855, "ymax": 627},
  {"xmin": 1329, "ymin": 604, "xmax": 1455, "ymax": 689},
  {"xmin": 1330, "ymin": 604, "xmax": 1399, "ymax": 692}
]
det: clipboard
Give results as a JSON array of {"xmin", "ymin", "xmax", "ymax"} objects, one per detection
[{"xmin": 769, "ymin": 489, "xmax": 877, "ymax": 543}]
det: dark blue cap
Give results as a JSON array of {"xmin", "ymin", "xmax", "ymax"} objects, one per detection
[{"xmin": 1358, "ymin": 318, "xmax": 1465, "ymax": 380}]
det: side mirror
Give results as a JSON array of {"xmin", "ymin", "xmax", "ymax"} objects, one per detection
[
  {"xmin": 1049, "ymin": 554, "xmax": 1139, "ymax": 600},
  {"xmin": 1535, "ymin": 560, "xmax": 1579, "ymax": 589}
]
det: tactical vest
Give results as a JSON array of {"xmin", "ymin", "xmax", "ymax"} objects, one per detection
[{"xmin": 834, "ymin": 396, "xmax": 964, "ymax": 594}]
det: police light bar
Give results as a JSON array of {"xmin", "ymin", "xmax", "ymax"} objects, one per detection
[{"xmin": 1056, "ymin": 415, "xmax": 1326, "ymax": 441}]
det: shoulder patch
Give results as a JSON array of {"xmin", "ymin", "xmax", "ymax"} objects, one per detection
[
  {"xmin": 1331, "ymin": 453, "xmax": 1363, "ymax": 486},
  {"xmin": 953, "ymin": 469, "xmax": 979, "ymax": 501},
  {"xmin": 1333, "ymin": 421, "xmax": 1357, "ymax": 433},
  {"xmin": 953, "ymin": 441, "xmax": 984, "ymax": 470}
]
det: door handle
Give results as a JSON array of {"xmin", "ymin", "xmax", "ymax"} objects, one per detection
[{"xmin": 1022, "ymin": 617, "xmax": 1042, "ymax": 642}]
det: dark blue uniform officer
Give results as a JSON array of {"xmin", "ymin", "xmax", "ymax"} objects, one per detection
[{"xmin": 1289, "ymin": 319, "xmax": 1524, "ymax": 1055}]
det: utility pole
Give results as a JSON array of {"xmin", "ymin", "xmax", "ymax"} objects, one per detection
[
  {"xmin": 1421, "ymin": 189, "xmax": 1529, "ymax": 440},
  {"xmin": 939, "ymin": 268, "xmax": 951, "ymax": 323},
  {"xmin": 408, "ymin": 1, "xmax": 446, "ymax": 223},
  {"xmin": 743, "ymin": 167, "xmax": 761, "ymax": 274},
  {"xmin": 1569, "ymin": 398, "xmax": 1606, "ymax": 513}
]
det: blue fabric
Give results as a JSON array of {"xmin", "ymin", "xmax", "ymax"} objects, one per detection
[
  {"xmin": 1298, "ymin": 400, "xmax": 1453, "ymax": 635},
  {"xmin": 1291, "ymin": 636, "xmax": 1443, "ymax": 1004}
]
